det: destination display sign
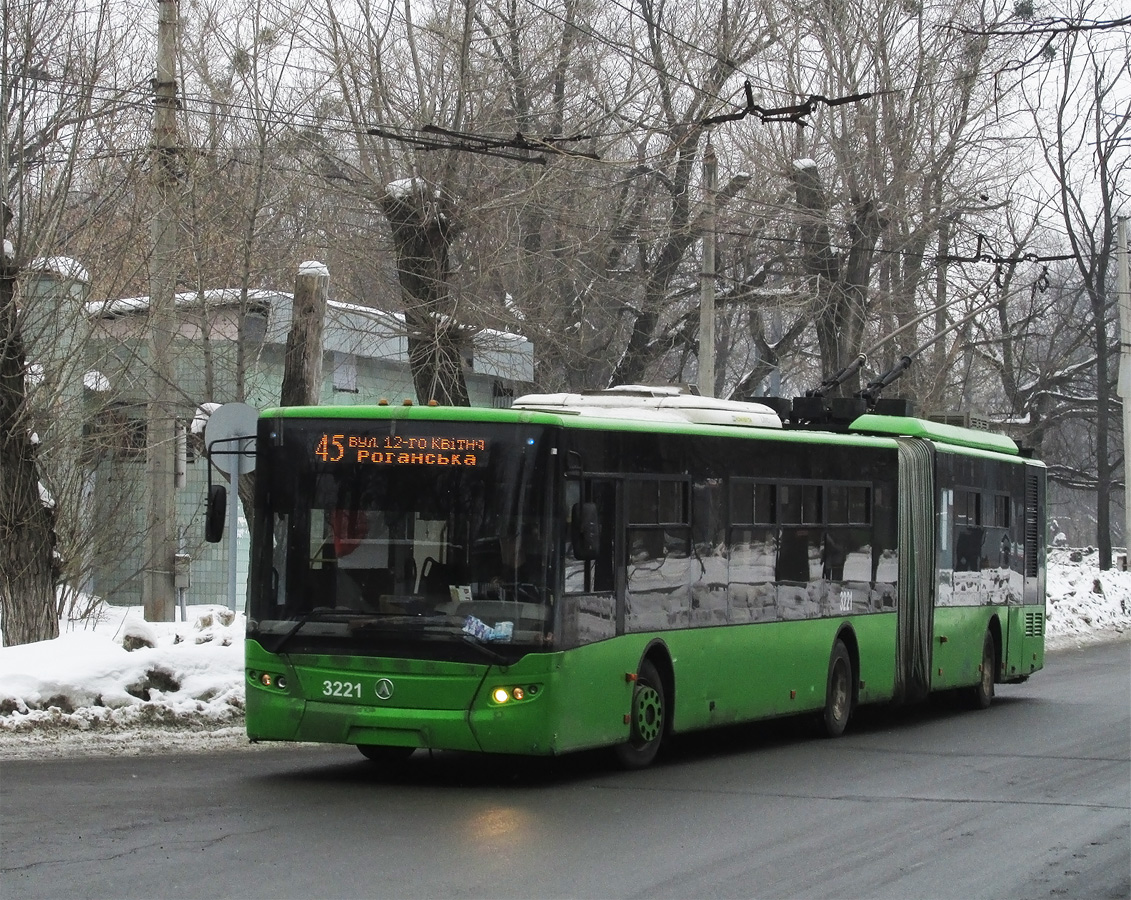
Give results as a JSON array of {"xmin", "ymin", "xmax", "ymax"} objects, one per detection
[{"xmin": 313, "ymin": 432, "xmax": 487, "ymax": 467}]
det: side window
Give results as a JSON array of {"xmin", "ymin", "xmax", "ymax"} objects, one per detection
[
  {"xmin": 626, "ymin": 478, "xmax": 689, "ymax": 561},
  {"xmin": 626, "ymin": 477, "xmax": 691, "ymax": 632},
  {"xmin": 728, "ymin": 479, "xmax": 778, "ymax": 611},
  {"xmin": 734, "ymin": 480, "xmax": 872, "ymax": 585},
  {"xmin": 564, "ymin": 478, "xmax": 615, "ymax": 594},
  {"xmin": 954, "ymin": 488, "xmax": 983, "ymax": 571}
]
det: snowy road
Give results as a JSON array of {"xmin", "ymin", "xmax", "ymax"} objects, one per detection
[{"xmin": 2, "ymin": 642, "xmax": 1127, "ymax": 900}]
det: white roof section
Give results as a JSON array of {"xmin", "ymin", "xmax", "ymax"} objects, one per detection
[
  {"xmin": 83, "ymin": 370, "xmax": 111, "ymax": 392},
  {"xmin": 513, "ymin": 387, "xmax": 782, "ymax": 429},
  {"xmin": 28, "ymin": 256, "xmax": 90, "ymax": 284},
  {"xmin": 191, "ymin": 403, "xmax": 221, "ymax": 435},
  {"xmin": 86, "ymin": 288, "xmax": 533, "ymax": 383},
  {"xmin": 85, "ymin": 288, "xmax": 282, "ymax": 319},
  {"xmin": 298, "ymin": 260, "xmax": 329, "ymax": 277}
]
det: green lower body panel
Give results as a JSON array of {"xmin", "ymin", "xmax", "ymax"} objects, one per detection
[
  {"xmin": 244, "ymin": 614, "xmax": 906, "ymax": 756},
  {"xmin": 930, "ymin": 604, "xmax": 1045, "ymax": 690},
  {"xmin": 244, "ymin": 640, "xmax": 634, "ymax": 755}
]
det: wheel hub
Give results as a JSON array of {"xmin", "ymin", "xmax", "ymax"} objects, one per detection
[{"xmin": 633, "ymin": 684, "xmax": 662, "ymax": 744}]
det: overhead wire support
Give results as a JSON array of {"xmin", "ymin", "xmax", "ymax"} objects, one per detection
[
  {"xmin": 937, "ymin": 233, "xmax": 1078, "ymax": 266},
  {"xmin": 367, "ymin": 126, "xmax": 546, "ymax": 164},
  {"xmin": 366, "ymin": 124, "xmax": 600, "ymax": 165},
  {"xmin": 422, "ymin": 125, "xmax": 600, "ymax": 159},
  {"xmin": 699, "ymin": 81, "xmax": 874, "ymax": 128}
]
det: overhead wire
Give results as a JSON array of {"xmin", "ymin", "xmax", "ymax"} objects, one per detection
[{"xmin": 7, "ymin": 2, "xmax": 1094, "ymax": 280}]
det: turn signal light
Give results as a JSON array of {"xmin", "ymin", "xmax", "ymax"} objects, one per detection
[{"xmin": 249, "ymin": 670, "xmax": 286, "ymax": 690}]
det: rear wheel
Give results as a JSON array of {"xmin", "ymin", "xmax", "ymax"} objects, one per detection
[
  {"xmin": 357, "ymin": 744, "xmax": 415, "ymax": 763},
  {"xmin": 615, "ymin": 659, "xmax": 666, "ymax": 769},
  {"xmin": 822, "ymin": 639, "xmax": 854, "ymax": 738},
  {"xmin": 968, "ymin": 630, "xmax": 996, "ymax": 710}
]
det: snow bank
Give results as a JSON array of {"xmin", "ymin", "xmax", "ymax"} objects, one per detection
[
  {"xmin": 1045, "ymin": 547, "xmax": 1130, "ymax": 649},
  {"xmin": 0, "ymin": 604, "xmax": 244, "ymax": 741}
]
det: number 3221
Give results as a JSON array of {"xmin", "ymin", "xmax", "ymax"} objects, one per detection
[{"xmin": 322, "ymin": 680, "xmax": 361, "ymax": 698}]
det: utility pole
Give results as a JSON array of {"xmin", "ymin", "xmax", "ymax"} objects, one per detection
[
  {"xmin": 1117, "ymin": 216, "xmax": 1130, "ymax": 559},
  {"xmin": 699, "ymin": 141, "xmax": 716, "ymax": 397},
  {"xmin": 143, "ymin": 0, "xmax": 180, "ymax": 622}
]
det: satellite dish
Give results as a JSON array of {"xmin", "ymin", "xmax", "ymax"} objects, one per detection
[{"xmin": 203, "ymin": 402, "xmax": 258, "ymax": 475}]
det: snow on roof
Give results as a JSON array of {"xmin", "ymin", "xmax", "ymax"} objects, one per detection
[
  {"xmin": 27, "ymin": 257, "xmax": 90, "ymax": 284},
  {"xmin": 83, "ymin": 371, "xmax": 110, "ymax": 392},
  {"xmin": 85, "ymin": 288, "xmax": 281, "ymax": 318},
  {"xmin": 387, "ymin": 177, "xmax": 423, "ymax": 198},
  {"xmin": 326, "ymin": 298, "xmax": 403, "ymax": 329},
  {"xmin": 298, "ymin": 261, "xmax": 329, "ymax": 278},
  {"xmin": 191, "ymin": 403, "xmax": 221, "ymax": 435},
  {"xmin": 85, "ymin": 287, "xmax": 533, "ymax": 378}
]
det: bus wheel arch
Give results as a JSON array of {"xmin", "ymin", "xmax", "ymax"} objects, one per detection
[
  {"xmin": 987, "ymin": 615, "xmax": 1003, "ymax": 679},
  {"xmin": 614, "ymin": 643, "xmax": 673, "ymax": 769},
  {"xmin": 822, "ymin": 628, "xmax": 858, "ymax": 738}
]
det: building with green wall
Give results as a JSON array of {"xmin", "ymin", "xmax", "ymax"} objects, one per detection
[{"xmin": 21, "ymin": 260, "xmax": 533, "ymax": 612}]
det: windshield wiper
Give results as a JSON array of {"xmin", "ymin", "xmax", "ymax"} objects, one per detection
[
  {"xmin": 263, "ymin": 607, "xmax": 356, "ymax": 654},
  {"xmin": 461, "ymin": 634, "xmax": 511, "ymax": 666}
]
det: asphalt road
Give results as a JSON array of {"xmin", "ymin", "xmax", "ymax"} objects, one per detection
[{"xmin": 2, "ymin": 642, "xmax": 1128, "ymax": 900}]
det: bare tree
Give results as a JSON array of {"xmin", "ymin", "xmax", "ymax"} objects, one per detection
[
  {"xmin": 734, "ymin": 0, "xmax": 1030, "ymax": 401},
  {"xmin": 1017, "ymin": 0, "xmax": 1130, "ymax": 563},
  {"xmin": 1, "ymin": 0, "xmax": 146, "ymax": 643}
]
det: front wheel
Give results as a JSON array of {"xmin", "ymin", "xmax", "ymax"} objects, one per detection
[
  {"xmin": 615, "ymin": 659, "xmax": 666, "ymax": 769},
  {"xmin": 967, "ymin": 630, "xmax": 996, "ymax": 710},
  {"xmin": 822, "ymin": 639, "xmax": 854, "ymax": 738}
]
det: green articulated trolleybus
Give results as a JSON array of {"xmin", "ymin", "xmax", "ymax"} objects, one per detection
[{"xmin": 217, "ymin": 384, "xmax": 1046, "ymax": 768}]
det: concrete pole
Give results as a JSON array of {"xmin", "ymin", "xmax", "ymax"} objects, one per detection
[
  {"xmin": 1116, "ymin": 216, "xmax": 1130, "ymax": 559},
  {"xmin": 699, "ymin": 142, "xmax": 716, "ymax": 397},
  {"xmin": 143, "ymin": 0, "xmax": 180, "ymax": 622}
]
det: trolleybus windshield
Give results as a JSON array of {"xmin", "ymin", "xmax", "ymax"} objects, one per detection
[{"xmin": 248, "ymin": 419, "xmax": 556, "ymax": 657}]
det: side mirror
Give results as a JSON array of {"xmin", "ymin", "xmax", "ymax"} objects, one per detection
[
  {"xmin": 570, "ymin": 502, "xmax": 600, "ymax": 560},
  {"xmin": 205, "ymin": 484, "xmax": 227, "ymax": 543}
]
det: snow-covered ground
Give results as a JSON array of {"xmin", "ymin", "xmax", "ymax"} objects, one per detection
[{"xmin": 1, "ymin": 548, "xmax": 1127, "ymax": 760}]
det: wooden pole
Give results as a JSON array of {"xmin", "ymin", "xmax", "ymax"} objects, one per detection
[{"xmin": 280, "ymin": 262, "xmax": 329, "ymax": 407}]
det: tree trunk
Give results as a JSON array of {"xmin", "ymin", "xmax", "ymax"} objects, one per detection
[
  {"xmin": 381, "ymin": 183, "xmax": 470, "ymax": 407},
  {"xmin": 0, "ymin": 259, "xmax": 60, "ymax": 646},
  {"xmin": 280, "ymin": 265, "xmax": 328, "ymax": 407},
  {"xmin": 1092, "ymin": 282, "xmax": 1112, "ymax": 569},
  {"xmin": 792, "ymin": 162, "xmax": 882, "ymax": 395}
]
